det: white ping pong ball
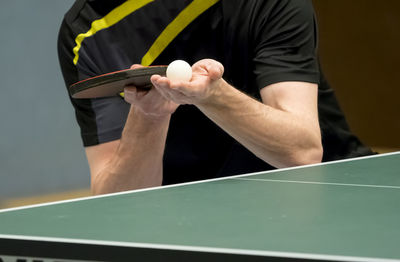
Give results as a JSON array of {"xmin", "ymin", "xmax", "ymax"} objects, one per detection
[{"xmin": 166, "ymin": 60, "xmax": 192, "ymax": 82}]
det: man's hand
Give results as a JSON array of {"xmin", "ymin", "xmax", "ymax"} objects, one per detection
[
  {"xmin": 123, "ymin": 64, "xmax": 179, "ymax": 118},
  {"xmin": 150, "ymin": 59, "xmax": 225, "ymax": 106}
]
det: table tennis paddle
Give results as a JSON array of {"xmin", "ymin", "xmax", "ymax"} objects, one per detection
[{"xmin": 69, "ymin": 66, "xmax": 167, "ymax": 99}]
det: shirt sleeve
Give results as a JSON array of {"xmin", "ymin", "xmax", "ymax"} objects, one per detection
[
  {"xmin": 252, "ymin": 0, "xmax": 320, "ymax": 89},
  {"xmin": 57, "ymin": 19, "xmax": 129, "ymax": 147}
]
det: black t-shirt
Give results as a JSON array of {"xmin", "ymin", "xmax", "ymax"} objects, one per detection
[{"xmin": 58, "ymin": 0, "xmax": 373, "ymax": 184}]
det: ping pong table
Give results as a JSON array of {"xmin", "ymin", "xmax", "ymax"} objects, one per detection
[{"xmin": 0, "ymin": 152, "xmax": 399, "ymax": 262}]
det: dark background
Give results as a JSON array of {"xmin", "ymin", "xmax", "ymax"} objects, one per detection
[{"xmin": 313, "ymin": 0, "xmax": 400, "ymax": 149}]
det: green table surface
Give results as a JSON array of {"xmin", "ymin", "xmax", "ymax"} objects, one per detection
[{"xmin": 0, "ymin": 153, "xmax": 399, "ymax": 261}]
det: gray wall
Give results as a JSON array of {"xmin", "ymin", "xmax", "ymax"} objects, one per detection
[{"xmin": 0, "ymin": 1, "xmax": 90, "ymax": 200}]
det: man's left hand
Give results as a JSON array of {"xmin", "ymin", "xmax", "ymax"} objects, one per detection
[{"xmin": 150, "ymin": 59, "xmax": 224, "ymax": 106}]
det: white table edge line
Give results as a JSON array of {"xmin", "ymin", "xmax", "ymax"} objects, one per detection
[
  {"xmin": 0, "ymin": 151, "xmax": 398, "ymax": 213},
  {"xmin": 231, "ymin": 178, "xmax": 400, "ymax": 189}
]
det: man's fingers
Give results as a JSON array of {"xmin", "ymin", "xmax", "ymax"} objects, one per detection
[
  {"xmin": 208, "ymin": 62, "xmax": 224, "ymax": 80},
  {"xmin": 192, "ymin": 59, "xmax": 224, "ymax": 80},
  {"xmin": 151, "ymin": 75, "xmax": 173, "ymax": 99},
  {"xmin": 152, "ymin": 75, "xmax": 191, "ymax": 103},
  {"xmin": 123, "ymin": 86, "xmax": 138, "ymax": 104},
  {"xmin": 130, "ymin": 64, "xmax": 144, "ymax": 69}
]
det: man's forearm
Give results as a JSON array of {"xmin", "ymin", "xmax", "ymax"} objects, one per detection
[
  {"xmin": 91, "ymin": 106, "xmax": 170, "ymax": 194},
  {"xmin": 195, "ymin": 80, "xmax": 323, "ymax": 168}
]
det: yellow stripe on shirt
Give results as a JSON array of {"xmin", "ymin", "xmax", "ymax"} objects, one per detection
[
  {"xmin": 119, "ymin": 0, "xmax": 220, "ymax": 98},
  {"xmin": 72, "ymin": 0, "xmax": 154, "ymax": 65},
  {"xmin": 140, "ymin": 0, "xmax": 220, "ymax": 66}
]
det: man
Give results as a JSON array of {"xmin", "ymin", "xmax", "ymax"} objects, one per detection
[{"xmin": 58, "ymin": 0, "xmax": 373, "ymax": 194}]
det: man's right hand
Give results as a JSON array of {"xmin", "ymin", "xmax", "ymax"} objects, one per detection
[{"xmin": 123, "ymin": 64, "xmax": 179, "ymax": 118}]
